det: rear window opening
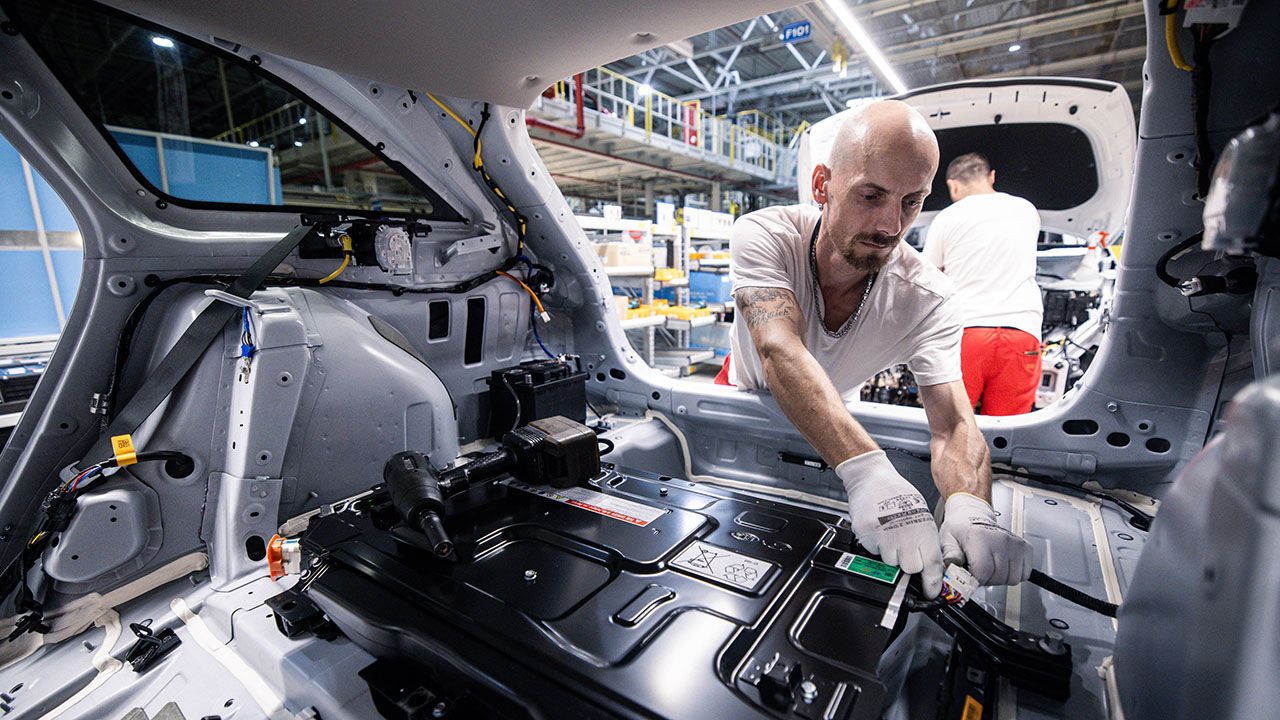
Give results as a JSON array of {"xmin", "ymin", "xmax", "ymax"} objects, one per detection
[
  {"xmin": 924, "ymin": 123, "xmax": 1098, "ymax": 213},
  {"xmin": 2, "ymin": 0, "xmax": 457, "ymax": 219}
]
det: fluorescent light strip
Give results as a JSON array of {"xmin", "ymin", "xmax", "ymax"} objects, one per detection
[{"xmin": 821, "ymin": 0, "xmax": 908, "ymax": 94}]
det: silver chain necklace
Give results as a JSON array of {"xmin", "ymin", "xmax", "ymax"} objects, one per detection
[{"xmin": 809, "ymin": 219, "xmax": 876, "ymax": 339}]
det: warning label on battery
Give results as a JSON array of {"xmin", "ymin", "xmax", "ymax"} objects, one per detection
[
  {"xmin": 505, "ymin": 480, "xmax": 666, "ymax": 527},
  {"xmin": 670, "ymin": 541, "xmax": 775, "ymax": 592}
]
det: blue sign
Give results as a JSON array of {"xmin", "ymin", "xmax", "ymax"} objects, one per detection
[{"xmin": 782, "ymin": 20, "xmax": 812, "ymax": 44}]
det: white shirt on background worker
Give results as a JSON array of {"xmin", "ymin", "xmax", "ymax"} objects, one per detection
[
  {"xmin": 728, "ymin": 203, "xmax": 963, "ymax": 395},
  {"xmin": 921, "ymin": 192, "xmax": 1043, "ymax": 339}
]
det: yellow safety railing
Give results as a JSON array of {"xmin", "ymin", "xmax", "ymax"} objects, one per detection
[{"xmin": 541, "ymin": 67, "xmax": 788, "ymax": 176}]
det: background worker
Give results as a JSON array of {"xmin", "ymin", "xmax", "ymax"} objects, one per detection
[{"xmin": 923, "ymin": 152, "xmax": 1043, "ymax": 415}]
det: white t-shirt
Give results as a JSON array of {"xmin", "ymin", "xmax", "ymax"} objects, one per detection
[
  {"xmin": 922, "ymin": 192, "xmax": 1043, "ymax": 339},
  {"xmin": 729, "ymin": 204, "xmax": 963, "ymax": 396}
]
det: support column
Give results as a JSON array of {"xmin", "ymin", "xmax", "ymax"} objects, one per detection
[
  {"xmin": 710, "ymin": 181, "xmax": 722, "ymax": 212},
  {"xmin": 644, "ymin": 180, "xmax": 656, "ymax": 220},
  {"xmin": 21, "ymin": 158, "xmax": 65, "ymax": 327}
]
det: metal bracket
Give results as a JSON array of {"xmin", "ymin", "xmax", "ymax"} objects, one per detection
[
  {"xmin": 265, "ymin": 588, "xmax": 338, "ymax": 640},
  {"xmin": 437, "ymin": 234, "xmax": 503, "ymax": 266},
  {"xmin": 204, "ymin": 289, "xmax": 290, "ymax": 314}
]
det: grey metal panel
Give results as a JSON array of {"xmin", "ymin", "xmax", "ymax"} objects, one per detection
[
  {"xmin": 0, "ymin": 574, "xmax": 381, "ymax": 720},
  {"xmin": 201, "ymin": 473, "xmax": 283, "ymax": 585},
  {"xmin": 1253, "ymin": 258, "xmax": 1280, "ymax": 380},
  {"xmin": 37, "ymin": 283, "xmax": 475, "ymax": 593},
  {"xmin": 1115, "ymin": 375, "xmax": 1280, "ymax": 720},
  {"xmin": 43, "ymin": 478, "xmax": 162, "ymax": 588}
]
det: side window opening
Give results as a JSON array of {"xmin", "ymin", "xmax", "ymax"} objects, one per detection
[
  {"xmin": 0, "ymin": 134, "xmax": 81, "ymax": 451},
  {"xmin": 1, "ymin": 0, "xmax": 457, "ymax": 219}
]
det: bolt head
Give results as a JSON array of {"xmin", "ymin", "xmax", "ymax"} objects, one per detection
[
  {"xmin": 524, "ymin": 569, "xmax": 538, "ymax": 581},
  {"xmin": 799, "ymin": 680, "xmax": 818, "ymax": 702}
]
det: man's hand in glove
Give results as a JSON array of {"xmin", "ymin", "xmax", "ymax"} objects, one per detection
[
  {"xmin": 838, "ymin": 450, "xmax": 944, "ymax": 597},
  {"xmin": 938, "ymin": 492, "xmax": 1032, "ymax": 586}
]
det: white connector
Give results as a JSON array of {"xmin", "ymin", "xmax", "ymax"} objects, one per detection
[
  {"xmin": 538, "ymin": 310, "xmax": 551, "ymax": 324},
  {"xmin": 943, "ymin": 563, "xmax": 980, "ymax": 604}
]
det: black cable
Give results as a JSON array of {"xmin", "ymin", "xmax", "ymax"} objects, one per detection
[
  {"xmin": 596, "ymin": 437, "xmax": 615, "ymax": 457},
  {"xmin": 904, "ymin": 595, "xmax": 952, "ymax": 613},
  {"xmin": 1190, "ymin": 26, "xmax": 1219, "ymax": 199},
  {"xmin": 995, "ymin": 468, "xmax": 1154, "ymax": 531},
  {"xmin": 1155, "ymin": 232, "xmax": 1206, "ymax": 289},
  {"xmin": 501, "ymin": 375, "xmax": 523, "ymax": 434},
  {"xmin": 903, "ymin": 570, "xmax": 1118, "ymax": 618},
  {"xmin": 1, "ymin": 448, "xmax": 196, "ymax": 641},
  {"xmin": 1029, "ymin": 569, "xmax": 1119, "ymax": 617},
  {"xmin": 99, "ymin": 450, "xmax": 190, "ymax": 470},
  {"xmin": 472, "ymin": 103, "xmax": 528, "ymax": 256}
]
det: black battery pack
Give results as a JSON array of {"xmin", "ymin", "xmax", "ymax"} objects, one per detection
[
  {"xmin": 294, "ymin": 464, "xmax": 907, "ymax": 719},
  {"xmin": 487, "ymin": 359, "xmax": 587, "ymax": 437}
]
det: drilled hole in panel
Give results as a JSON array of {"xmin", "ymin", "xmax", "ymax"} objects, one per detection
[
  {"xmin": 1062, "ymin": 419, "xmax": 1098, "ymax": 435},
  {"xmin": 1146, "ymin": 437, "xmax": 1171, "ymax": 453},
  {"xmin": 428, "ymin": 300, "xmax": 450, "ymax": 339},
  {"xmin": 1106, "ymin": 432, "xmax": 1131, "ymax": 447},
  {"xmin": 244, "ymin": 536, "xmax": 266, "ymax": 561},
  {"xmin": 464, "ymin": 297, "xmax": 485, "ymax": 365}
]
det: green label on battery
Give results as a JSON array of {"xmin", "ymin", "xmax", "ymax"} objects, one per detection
[{"xmin": 834, "ymin": 552, "xmax": 901, "ymax": 584}]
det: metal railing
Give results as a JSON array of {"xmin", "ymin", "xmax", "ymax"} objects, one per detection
[
  {"xmin": 213, "ymin": 100, "xmax": 333, "ymax": 149},
  {"xmin": 544, "ymin": 68, "xmax": 794, "ymax": 177}
]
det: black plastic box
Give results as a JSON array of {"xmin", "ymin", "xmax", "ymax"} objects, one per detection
[{"xmin": 487, "ymin": 359, "xmax": 587, "ymax": 437}]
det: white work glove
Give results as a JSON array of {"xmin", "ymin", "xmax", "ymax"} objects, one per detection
[
  {"xmin": 938, "ymin": 493, "xmax": 1032, "ymax": 586},
  {"xmin": 837, "ymin": 450, "xmax": 944, "ymax": 597}
]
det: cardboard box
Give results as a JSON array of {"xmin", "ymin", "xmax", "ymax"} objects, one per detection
[
  {"xmin": 596, "ymin": 242, "xmax": 651, "ymax": 267},
  {"xmin": 612, "ymin": 295, "xmax": 631, "ymax": 320}
]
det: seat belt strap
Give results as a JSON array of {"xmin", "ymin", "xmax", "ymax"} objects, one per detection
[{"xmin": 82, "ymin": 225, "xmax": 313, "ymax": 464}]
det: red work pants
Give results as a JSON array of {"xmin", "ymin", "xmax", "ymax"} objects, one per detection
[{"xmin": 960, "ymin": 327, "xmax": 1040, "ymax": 415}]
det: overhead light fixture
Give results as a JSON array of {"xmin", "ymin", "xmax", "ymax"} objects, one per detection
[
  {"xmin": 151, "ymin": 36, "xmax": 175, "ymax": 49},
  {"xmin": 821, "ymin": 0, "xmax": 907, "ymax": 94},
  {"xmin": 298, "ymin": 117, "xmax": 308, "ymax": 125},
  {"xmin": 637, "ymin": 84, "xmax": 653, "ymax": 97},
  {"xmin": 248, "ymin": 140, "xmax": 260, "ymax": 147},
  {"xmin": 1008, "ymin": 43, "xmax": 1022, "ymax": 52},
  {"xmin": 293, "ymin": 140, "xmax": 303, "ymax": 147}
]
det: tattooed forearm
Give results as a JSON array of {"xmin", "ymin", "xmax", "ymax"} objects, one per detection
[
  {"xmin": 734, "ymin": 287, "xmax": 878, "ymax": 465},
  {"xmin": 738, "ymin": 287, "xmax": 797, "ymax": 329}
]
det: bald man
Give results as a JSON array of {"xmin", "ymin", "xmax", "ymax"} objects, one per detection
[{"xmin": 719, "ymin": 101, "xmax": 1031, "ymax": 597}]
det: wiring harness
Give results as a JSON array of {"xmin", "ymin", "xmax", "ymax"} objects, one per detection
[{"xmin": 1, "ymin": 449, "xmax": 192, "ymax": 640}]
